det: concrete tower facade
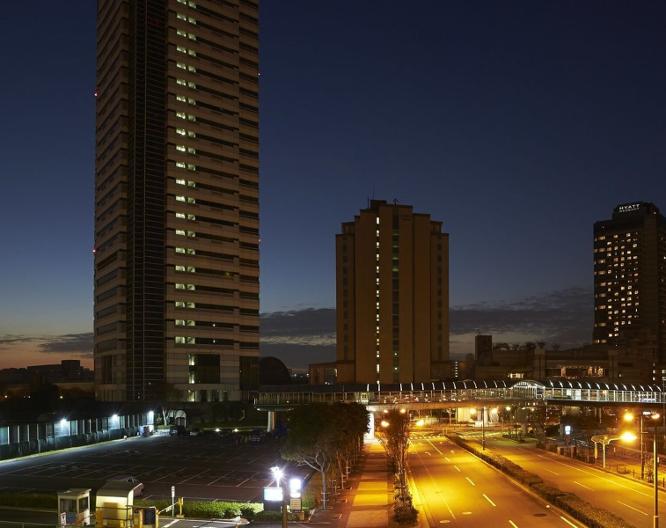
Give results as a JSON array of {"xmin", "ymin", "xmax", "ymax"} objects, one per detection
[
  {"xmin": 336, "ymin": 200, "xmax": 449, "ymax": 384},
  {"xmin": 94, "ymin": 0, "xmax": 260, "ymax": 401}
]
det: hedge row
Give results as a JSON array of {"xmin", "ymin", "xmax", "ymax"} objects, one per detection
[
  {"xmin": 134, "ymin": 498, "xmax": 262, "ymax": 519},
  {"xmin": 447, "ymin": 434, "xmax": 636, "ymax": 528},
  {"xmin": 0, "ymin": 492, "xmax": 57, "ymax": 509}
]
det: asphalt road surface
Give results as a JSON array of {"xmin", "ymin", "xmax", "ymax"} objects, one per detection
[
  {"xmin": 479, "ymin": 434, "xmax": 665, "ymax": 528},
  {"xmin": 408, "ymin": 432, "xmax": 584, "ymax": 528},
  {"xmin": 0, "ymin": 433, "xmax": 300, "ymax": 502}
]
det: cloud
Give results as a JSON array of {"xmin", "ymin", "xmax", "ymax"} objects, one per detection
[
  {"xmin": 0, "ymin": 333, "xmax": 93, "ymax": 369},
  {"xmin": 451, "ymin": 287, "xmax": 592, "ymax": 346},
  {"xmin": 38, "ymin": 333, "xmax": 93, "ymax": 355},
  {"xmin": 0, "ymin": 335, "xmax": 39, "ymax": 346},
  {"xmin": 260, "ymin": 287, "xmax": 593, "ymax": 367},
  {"xmin": 261, "ymin": 308, "xmax": 336, "ymax": 337}
]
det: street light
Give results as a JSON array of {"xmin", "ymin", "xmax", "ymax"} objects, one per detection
[
  {"xmin": 380, "ymin": 420, "xmax": 390, "ymax": 428},
  {"xmin": 270, "ymin": 466, "xmax": 287, "ymax": 528},
  {"xmin": 591, "ymin": 431, "xmax": 636, "ymax": 469},
  {"xmin": 623, "ymin": 410, "xmax": 660, "ymax": 481}
]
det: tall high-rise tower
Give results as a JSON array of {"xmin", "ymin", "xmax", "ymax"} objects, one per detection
[
  {"xmin": 94, "ymin": 0, "xmax": 260, "ymax": 402},
  {"xmin": 336, "ymin": 200, "xmax": 449, "ymax": 384},
  {"xmin": 593, "ymin": 202, "xmax": 666, "ymax": 371}
]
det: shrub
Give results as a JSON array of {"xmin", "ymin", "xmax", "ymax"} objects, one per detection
[
  {"xmin": 531, "ymin": 483, "xmax": 566, "ymax": 500},
  {"xmin": 239, "ymin": 504, "xmax": 259, "ymax": 520},
  {"xmin": 394, "ymin": 504, "xmax": 418, "ymax": 524},
  {"xmin": 223, "ymin": 506, "xmax": 239, "ymax": 518}
]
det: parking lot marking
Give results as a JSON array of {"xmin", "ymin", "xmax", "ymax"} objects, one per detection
[
  {"xmin": 176, "ymin": 470, "xmax": 209, "ymax": 485},
  {"xmin": 207, "ymin": 474, "xmax": 230, "ymax": 486},
  {"xmin": 236, "ymin": 478, "xmax": 251, "ymax": 487}
]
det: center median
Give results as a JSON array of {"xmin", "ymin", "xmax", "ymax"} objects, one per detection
[{"xmin": 446, "ymin": 433, "xmax": 636, "ymax": 528}]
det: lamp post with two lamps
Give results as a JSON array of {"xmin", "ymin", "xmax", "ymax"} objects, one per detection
[
  {"xmin": 270, "ymin": 466, "xmax": 288, "ymax": 528},
  {"xmin": 590, "ymin": 431, "xmax": 637, "ymax": 469},
  {"xmin": 623, "ymin": 410, "xmax": 661, "ymax": 528}
]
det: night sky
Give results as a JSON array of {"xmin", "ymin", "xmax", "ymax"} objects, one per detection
[{"xmin": 1, "ymin": 1, "xmax": 665, "ymax": 367}]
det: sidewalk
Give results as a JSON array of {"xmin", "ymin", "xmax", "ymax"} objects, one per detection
[
  {"xmin": 343, "ymin": 440, "xmax": 391, "ymax": 528},
  {"xmin": 589, "ymin": 451, "xmax": 666, "ymax": 489},
  {"xmin": 309, "ymin": 439, "xmax": 392, "ymax": 528}
]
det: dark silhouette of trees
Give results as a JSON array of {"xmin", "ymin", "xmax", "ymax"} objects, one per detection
[{"xmin": 281, "ymin": 402, "xmax": 367, "ymax": 509}]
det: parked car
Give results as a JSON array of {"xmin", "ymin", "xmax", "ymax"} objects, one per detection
[{"xmin": 109, "ymin": 476, "xmax": 144, "ymax": 497}]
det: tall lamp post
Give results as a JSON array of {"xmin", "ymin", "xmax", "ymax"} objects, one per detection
[
  {"xmin": 623, "ymin": 410, "xmax": 660, "ymax": 528},
  {"xmin": 271, "ymin": 466, "xmax": 288, "ymax": 528}
]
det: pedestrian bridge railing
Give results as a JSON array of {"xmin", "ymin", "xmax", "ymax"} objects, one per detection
[{"xmin": 255, "ymin": 379, "xmax": 666, "ymax": 408}]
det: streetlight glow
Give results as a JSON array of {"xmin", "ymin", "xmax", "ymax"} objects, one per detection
[
  {"xmin": 620, "ymin": 431, "xmax": 637, "ymax": 443},
  {"xmin": 469, "ymin": 408, "xmax": 477, "ymax": 416},
  {"xmin": 415, "ymin": 419, "xmax": 425, "ymax": 427},
  {"xmin": 400, "ymin": 408, "xmax": 407, "ymax": 414},
  {"xmin": 270, "ymin": 466, "xmax": 283, "ymax": 483},
  {"xmin": 623, "ymin": 411, "xmax": 634, "ymax": 423},
  {"xmin": 380, "ymin": 420, "xmax": 390, "ymax": 428}
]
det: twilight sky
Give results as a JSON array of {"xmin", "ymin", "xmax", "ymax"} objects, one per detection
[{"xmin": 1, "ymin": 1, "xmax": 665, "ymax": 368}]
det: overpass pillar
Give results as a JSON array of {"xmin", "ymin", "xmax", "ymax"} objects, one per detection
[{"xmin": 266, "ymin": 411, "xmax": 276, "ymax": 433}]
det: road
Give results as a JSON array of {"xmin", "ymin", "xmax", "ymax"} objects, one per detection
[
  {"xmin": 476, "ymin": 434, "xmax": 665, "ymax": 528},
  {"xmin": 408, "ymin": 433, "xmax": 583, "ymax": 527}
]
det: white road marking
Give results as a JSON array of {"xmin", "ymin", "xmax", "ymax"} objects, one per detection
[
  {"xmin": 425, "ymin": 451, "xmax": 432, "ymax": 456},
  {"xmin": 544, "ymin": 468, "xmax": 560, "ymax": 476},
  {"xmin": 462, "ymin": 511, "xmax": 472, "ymax": 515},
  {"xmin": 519, "ymin": 448, "xmax": 661, "ymax": 501},
  {"xmin": 454, "ymin": 465, "xmax": 461, "ymax": 472},
  {"xmin": 444, "ymin": 456, "xmax": 450, "ymax": 462},
  {"xmin": 572, "ymin": 480, "xmax": 593, "ymax": 491},
  {"xmin": 509, "ymin": 521, "xmax": 519, "ymax": 528},
  {"xmin": 465, "ymin": 476, "xmax": 475, "ymax": 486},
  {"xmin": 617, "ymin": 500, "xmax": 648, "ymax": 516},
  {"xmin": 483, "ymin": 493, "xmax": 496, "ymax": 507},
  {"xmin": 560, "ymin": 516, "xmax": 579, "ymax": 528}
]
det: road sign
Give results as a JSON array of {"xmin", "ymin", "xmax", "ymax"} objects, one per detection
[
  {"xmin": 171, "ymin": 485, "xmax": 175, "ymax": 498},
  {"xmin": 289, "ymin": 498, "xmax": 302, "ymax": 512}
]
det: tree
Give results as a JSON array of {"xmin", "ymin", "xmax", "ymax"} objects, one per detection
[
  {"xmin": 282, "ymin": 403, "xmax": 367, "ymax": 509},
  {"xmin": 377, "ymin": 409, "xmax": 417, "ymax": 523},
  {"xmin": 330, "ymin": 403, "xmax": 368, "ymax": 489}
]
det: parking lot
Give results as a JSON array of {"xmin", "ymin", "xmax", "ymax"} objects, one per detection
[{"xmin": 0, "ymin": 433, "xmax": 303, "ymax": 502}]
